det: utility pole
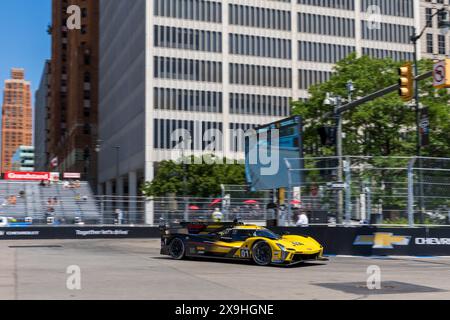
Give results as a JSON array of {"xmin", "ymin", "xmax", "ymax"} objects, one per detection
[
  {"xmin": 182, "ymin": 139, "xmax": 190, "ymax": 222},
  {"xmin": 325, "ymin": 93, "xmax": 344, "ymax": 224},
  {"xmin": 335, "ymin": 98, "xmax": 344, "ymax": 225},
  {"xmin": 410, "ymin": 29, "xmax": 425, "ymax": 224},
  {"xmin": 409, "ymin": 7, "xmax": 450, "ymax": 223}
]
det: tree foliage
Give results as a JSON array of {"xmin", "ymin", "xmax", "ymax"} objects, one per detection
[
  {"xmin": 291, "ymin": 53, "xmax": 450, "ymax": 158},
  {"xmin": 141, "ymin": 156, "xmax": 246, "ymax": 198}
]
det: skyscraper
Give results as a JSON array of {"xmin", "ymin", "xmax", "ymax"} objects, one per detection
[
  {"xmin": 98, "ymin": 0, "xmax": 423, "ymax": 222},
  {"xmin": 1, "ymin": 68, "xmax": 33, "ymax": 174},
  {"xmin": 420, "ymin": 0, "xmax": 449, "ymax": 60},
  {"xmin": 48, "ymin": 0, "xmax": 99, "ymax": 186},
  {"xmin": 34, "ymin": 60, "xmax": 51, "ymax": 172}
]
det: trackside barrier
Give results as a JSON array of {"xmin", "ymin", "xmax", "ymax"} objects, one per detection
[
  {"xmin": 0, "ymin": 226, "xmax": 159, "ymax": 240},
  {"xmin": 1, "ymin": 225, "xmax": 449, "ymax": 257},
  {"xmin": 272, "ymin": 226, "xmax": 450, "ymax": 256}
]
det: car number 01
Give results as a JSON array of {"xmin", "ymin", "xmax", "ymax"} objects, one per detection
[{"xmin": 240, "ymin": 249, "xmax": 250, "ymax": 258}]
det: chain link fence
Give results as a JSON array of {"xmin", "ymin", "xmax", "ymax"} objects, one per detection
[
  {"xmin": 285, "ymin": 156, "xmax": 450, "ymax": 226},
  {"xmin": 1, "ymin": 157, "xmax": 448, "ymax": 227}
]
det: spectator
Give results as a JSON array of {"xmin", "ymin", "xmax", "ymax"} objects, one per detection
[
  {"xmin": 296, "ymin": 211, "xmax": 309, "ymax": 227},
  {"xmin": 47, "ymin": 198, "xmax": 55, "ymax": 213},
  {"xmin": 115, "ymin": 208, "xmax": 124, "ymax": 225},
  {"xmin": 18, "ymin": 190, "xmax": 25, "ymax": 198},
  {"xmin": 278, "ymin": 205, "xmax": 287, "ymax": 226},
  {"xmin": 8, "ymin": 196, "xmax": 17, "ymax": 206},
  {"xmin": 39, "ymin": 180, "xmax": 46, "ymax": 187},
  {"xmin": 63, "ymin": 181, "xmax": 70, "ymax": 189},
  {"xmin": 212, "ymin": 208, "xmax": 223, "ymax": 222}
]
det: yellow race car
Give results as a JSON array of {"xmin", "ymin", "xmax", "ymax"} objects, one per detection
[{"xmin": 160, "ymin": 222, "xmax": 326, "ymax": 266}]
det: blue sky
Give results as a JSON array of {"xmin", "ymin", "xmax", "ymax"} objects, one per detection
[{"xmin": 0, "ymin": 0, "xmax": 51, "ymax": 107}]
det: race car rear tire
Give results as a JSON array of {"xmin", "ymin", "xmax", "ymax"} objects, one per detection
[
  {"xmin": 252, "ymin": 241, "xmax": 272, "ymax": 266},
  {"xmin": 169, "ymin": 238, "xmax": 186, "ymax": 260}
]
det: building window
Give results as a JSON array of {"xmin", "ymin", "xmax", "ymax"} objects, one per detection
[
  {"xmin": 426, "ymin": 8, "xmax": 433, "ymax": 28},
  {"xmin": 427, "ymin": 33, "xmax": 434, "ymax": 54},
  {"xmin": 438, "ymin": 34, "xmax": 446, "ymax": 54}
]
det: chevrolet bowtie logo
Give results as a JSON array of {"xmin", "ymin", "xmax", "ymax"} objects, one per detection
[{"xmin": 354, "ymin": 233, "xmax": 411, "ymax": 249}]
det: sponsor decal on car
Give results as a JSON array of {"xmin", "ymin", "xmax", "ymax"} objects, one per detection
[{"xmin": 240, "ymin": 249, "xmax": 250, "ymax": 258}]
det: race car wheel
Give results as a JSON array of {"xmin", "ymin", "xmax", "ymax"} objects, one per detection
[
  {"xmin": 169, "ymin": 238, "xmax": 185, "ymax": 260},
  {"xmin": 252, "ymin": 241, "xmax": 272, "ymax": 266}
]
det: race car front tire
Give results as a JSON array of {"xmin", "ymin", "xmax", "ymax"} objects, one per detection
[
  {"xmin": 168, "ymin": 238, "xmax": 186, "ymax": 260},
  {"xmin": 252, "ymin": 241, "xmax": 272, "ymax": 266}
]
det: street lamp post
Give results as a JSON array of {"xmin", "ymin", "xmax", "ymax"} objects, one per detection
[
  {"xmin": 325, "ymin": 93, "xmax": 344, "ymax": 224},
  {"xmin": 181, "ymin": 141, "xmax": 189, "ymax": 222},
  {"xmin": 335, "ymin": 97, "xmax": 344, "ymax": 225}
]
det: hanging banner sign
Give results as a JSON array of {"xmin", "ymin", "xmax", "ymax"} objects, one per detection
[
  {"xmin": 420, "ymin": 108, "xmax": 430, "ymax": 147},
  {"xmin": 4, "ymin": 172, "xmax": 51, "ymax": 181}
]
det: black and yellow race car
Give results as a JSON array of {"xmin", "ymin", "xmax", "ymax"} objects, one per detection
[{"xmin": 160, "ymin": 222, "xmax": 326, "ymax": 266}]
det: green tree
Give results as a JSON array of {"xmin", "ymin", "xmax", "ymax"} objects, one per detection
[
  {"xmin": 141, "ymin": 155, "xmax": 246, "ymax": 198},
  {"xmin": 291, "ymin": 54, "xmax": 450, "ymax": 214},
  {"xmin": 291, "ymin": 53, "xmax": 450, "ymax": 158}
]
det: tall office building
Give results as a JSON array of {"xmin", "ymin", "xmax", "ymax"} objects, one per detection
[
  {"xmin": 1, "ymin": 68, "xmax": 33, "ymax": 174},
  {"xmin": 420, "ymin": 0, "xmax": 450, "ymax": 60},
  {"xmin": 99, "ymin": 0, "xmax": 448, "ymax": 222},
  {"xmin": 34, "ymin": 60, "xmax": 51, "ymax": 172},
  {"xmin": 48, "ymin": 0, "xmax": 99, "ymax": 186},
  {"xmin": 11, "ymin": 146, "xmax": 35, "ymax": 172}
]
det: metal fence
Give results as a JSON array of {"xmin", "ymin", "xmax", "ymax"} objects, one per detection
[
  {"xmin": 1, "ymin": 156, "xmax": 449, "ymax": 227},
  {"xmin": 285, "ymin": 156, "xmax": 450, "ymax": 226},
  {"xmin": 96, "ymin": 192, "xmax": 276, "ymax": 226},
  {"xmin": 0, "ymin": 191, "xmax": 274, "ymax": 226}
]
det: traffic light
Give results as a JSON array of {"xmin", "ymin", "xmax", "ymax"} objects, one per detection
[
  {"xmin": 398, "ymin": 63, "xmax": 413, "ymax": 102},
  {"xmin": 318, "ymin": 126, "xmax": 337, "ymax": 146}
]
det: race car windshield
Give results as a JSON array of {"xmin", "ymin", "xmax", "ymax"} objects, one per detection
[{"xmin": 254, "ymin": 229, "xmax": 281, "ymax": 240}]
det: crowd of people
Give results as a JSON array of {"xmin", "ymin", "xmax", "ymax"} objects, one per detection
[
  {"xmin": 1, "ymin": 190, "xmax": 28, "ymax": 207},
  {"xmin": 62, "ymin": 180, "xmax": 81, "ymax": 189},
  {"xmin": 207, "ymin": 202, "xmax": 310, "ymax": 227},
  {"xmin": 0, "ymin": 179, "xmax": 91, "ymax": 226},
  {"xmin": 39, "ymin": 179, "xmax": 82, "ymax": 189}
]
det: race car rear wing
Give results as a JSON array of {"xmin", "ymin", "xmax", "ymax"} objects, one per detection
[{"xmin": 159, "ymin": 220, "xmax": 242, "ymax": 236}]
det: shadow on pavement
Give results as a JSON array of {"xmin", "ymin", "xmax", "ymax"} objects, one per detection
[{"xmin": 153, "ymin": 256, "xmax": 328, "ymax": 268}]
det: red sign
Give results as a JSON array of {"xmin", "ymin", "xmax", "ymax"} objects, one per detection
[{"xmin": 4, "ymin": 172, "xmax": 51, "ymax": 181}]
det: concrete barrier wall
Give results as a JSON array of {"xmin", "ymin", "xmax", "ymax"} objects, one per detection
[
  {"xmin": 0, "ymin": 226, "xmax": 160, "ymax": 240},
  {"xmin": 1, "ymin": 225, "xmax": 450, "ymax": 256},
  {"xmin": 271, "ymin": 226, "xmax": 450, "ymax": 256}
]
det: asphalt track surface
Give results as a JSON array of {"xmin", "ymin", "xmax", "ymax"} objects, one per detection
[{"xmin": 0, "ymin": 239, "xmax": 449, "ymax": 300}]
